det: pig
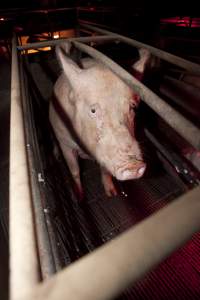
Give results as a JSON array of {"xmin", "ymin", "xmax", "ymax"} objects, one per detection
[
  {"xmin": 131, "ymin": 48, "xmax": 152, "ymax": 81},
  {"xmin": 49, "ymin": 43, "xmax": 146, "ymax": 199},
  {"xmin": 132, "ymin": 48, "xmax": 160, "ymax": 82}
]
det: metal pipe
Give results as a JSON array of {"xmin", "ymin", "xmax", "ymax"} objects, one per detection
[
  {"xmin": 9, "ymin": 36, "xmax": 39, "ymax": 300},
  {"xmin": 23, "ymin": 186, "xmax": 200, "ymax": 300},
  {"xmin": 73, "ymin": 41, "xmax": 200, "ymax": 150},
  {"xmin": 19, "ymin": 57, "xmax": 57, "ymax": 277},
  {"xmin": 17, "ymin": 35, "xmax": 118, "ymax": 51},
  {"xmin": 80, "ymin": 22, "xmax": 200, "ymax": 76},
  {"xmin": 160, "ymin": 75, "xmax": 200, "ymax": 119}
]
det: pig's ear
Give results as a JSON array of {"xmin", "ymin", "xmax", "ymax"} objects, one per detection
[{"xmin": 56, "ymin": 43, "xmax": 82, "ymax": 82}]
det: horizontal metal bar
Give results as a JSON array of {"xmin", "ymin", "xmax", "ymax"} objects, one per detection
[
  {"xmin": 17, "ymin": 35, "xmax": 118, "ymax": 51},
  {"xmin": 72, "ymin": 41, "xmax": 200, "ymax": 150},
  {"xmin": 23, "ymin": 186, "xmax": 200, "ymax": 300},
  {"xmin": 9, "ymin": 35, "xmax": 39, "ymax": 300},
  {"xmin": 80, "ymin": 22, "xmax": 200, "ymax": 76}
]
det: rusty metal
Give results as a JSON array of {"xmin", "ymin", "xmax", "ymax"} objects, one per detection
[
  {"xmin": 72, "ymin": 41, "xmax": 200, "ymax": 150},
  {"xmin": 80, "ymin": 22, "xmax": 200, "ymax": 76},
  {"xmin": 17, "ymin": 35, "xmax": 118, "ymax": 51}
]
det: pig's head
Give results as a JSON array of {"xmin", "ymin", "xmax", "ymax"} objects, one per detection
[{"xmin": 56, "ymin": 44, "xmax": 146, "ymax": 180}]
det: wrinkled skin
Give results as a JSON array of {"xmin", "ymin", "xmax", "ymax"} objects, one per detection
[{"xmin": 49, "ymin": 43, "xmax": 146, "ymax": 198}]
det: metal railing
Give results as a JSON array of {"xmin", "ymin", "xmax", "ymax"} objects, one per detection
[
  {"xmin": 9, "ymin": 36, "xmax": 40, "ymax": 300},
  {"xmin": 79, "ymin": 22, "xmax": 200, "ymax": 76}
]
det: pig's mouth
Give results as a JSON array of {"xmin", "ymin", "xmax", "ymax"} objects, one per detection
[{"xmin": 115, "ymin": 161, "xmax": 146, "ymax": 181}]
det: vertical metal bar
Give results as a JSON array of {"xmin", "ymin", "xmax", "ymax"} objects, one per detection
[
  {"xmin": 19, "ymin": 56, "xmax": 57, "ymax": 277},
  {"xmin": 9, "ymin": 35, "xmax": 40, "ymax": 300}
]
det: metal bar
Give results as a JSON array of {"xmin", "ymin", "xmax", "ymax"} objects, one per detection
[
  {"xmin": 80, "ymin": 22, "xmax": 200, "ymax": 76},
  {"xmin": 23, "ymin": 186, "xmax": 200, "ymax": 300},
  {"xmin": 144, "ymin": 129, "xmax": 200, "ymax": 186},
  {"xmin": 17, "ymin": 35, "xmax": 118, "ymax": 51},
  {"xmin": 23, "ymin": 57, "xmax": 63, "ymax": 272},
  {"xmin": 72, "ymin": 41, "xmax": 200, "ymax": 150},
  {"xmin": 9, "ymin": 35, "xmax": 39, "ymax": 300},
  {"xmin": 19, "ymin": 56, "xmax": 57, "ymax": 277},
  {"xmin": 160, "ymin": 75, "xmax": 200, "ymax": 119}
]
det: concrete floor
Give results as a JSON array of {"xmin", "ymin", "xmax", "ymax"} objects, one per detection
[{"xmin": 0, "ymin": 55, "xmax": 10, "ymax": 300}]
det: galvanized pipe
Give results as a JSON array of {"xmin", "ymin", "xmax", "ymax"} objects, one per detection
[
  {"xmin": 19, "ymin": 57, "xmax": 57, "ymax": 278},
  {"xmin": 80, "ymin": 22, "xmax": 200, "ymax": 76},
  {"xmin": 9, "ymin": 36, "xmax": 39, "ymax": 300},
  {"xmin": 160, "ymin": 75, "xmax": 200, "ymax": 119},
  {"xmin": 73, "ymin": 41, "xmax": 200, "ymax": 150},
  {"xmin": 17, "ymin": 35, "xmax": 118, "ymax": 51},
  {"xmin": 23, "ymin": 186, "xmax": 200, "ymax": 300}
]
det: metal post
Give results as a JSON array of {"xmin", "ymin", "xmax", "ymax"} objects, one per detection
[
  {"xmin": 72, "ymin": 41, "xmax": 200, "ymax": 150},
  {"xmin": 9, "ymin": 36, "xmax": 40, "ymax": 300},
  {"xmin": 22, "ymin": 186, "xmax": 200, "ymax": 300}
]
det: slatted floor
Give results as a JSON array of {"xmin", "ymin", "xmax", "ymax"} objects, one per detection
[{"xmin": 45, "ymin": 153, "xmax": 200, "ymax": 300}]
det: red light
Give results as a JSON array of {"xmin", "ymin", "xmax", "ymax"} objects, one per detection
[{"xmin": 160, "ymin": 16, "xmax": 200, "ymax": 28}]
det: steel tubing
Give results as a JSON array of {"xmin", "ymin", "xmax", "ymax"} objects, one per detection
[
  {"xmin": 17, "ymin": 35, "xmax": 118, "ymax": 51},
  {"xmin": 9, "ymin": 35, "xmax": 39, "ymax": 300},
  {"xmin": 80, "ymin": 22, "xmax": 200, "ymax": 76}
]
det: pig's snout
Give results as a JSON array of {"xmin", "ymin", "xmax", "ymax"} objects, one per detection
[{"xmin": 115, "ymin": 161, "xmax": 146, "ymax": 181}]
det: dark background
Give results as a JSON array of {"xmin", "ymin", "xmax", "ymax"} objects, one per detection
[{"xmin": 0, "ymin": 0, "xmax": 199, "ymax": 16}]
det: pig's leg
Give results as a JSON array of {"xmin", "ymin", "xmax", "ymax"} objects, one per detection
[
  {"xmin": 101, "ymin": 168, "xmax": 118, "ymax": 197},
  {"xmin": 59, "ymin": 143, "xmax": 84, "ymax": 200}
]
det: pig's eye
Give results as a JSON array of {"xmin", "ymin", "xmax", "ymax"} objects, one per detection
[{"xmin": 89, "ymin": 103, "xmax": 99, "ymax": 118}]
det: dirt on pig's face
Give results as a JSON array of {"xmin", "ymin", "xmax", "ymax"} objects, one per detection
[{"xmin": 70, "ymin": 65, "xmax": 146, "ymax": 180}]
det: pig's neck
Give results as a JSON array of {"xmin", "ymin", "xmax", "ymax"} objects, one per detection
[{"xmin": 52, "ymin": 92, "xmax": 92, "ymax": 158}]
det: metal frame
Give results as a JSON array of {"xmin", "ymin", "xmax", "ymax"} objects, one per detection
[
  {"xmin": 19, "ymin": 55, "xmax": 59, "ymax": 277},
  {"xmin": 16, "ymin": 25, "xmax": 200, "ymax": 150},
  {"xmin": 17, "ymin": 35, "xmax": 118, "ymax": 50},
  {"xmin": 9, "ymin": 26, "xmax": 200, "ymax": 300},
  {"xmin": 9, "ymin": 36, "xmax": 39, "ymax": 300},
  {"xmin": 79, "ymin": 22, "xmax": 200, "ymax": 76}
]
